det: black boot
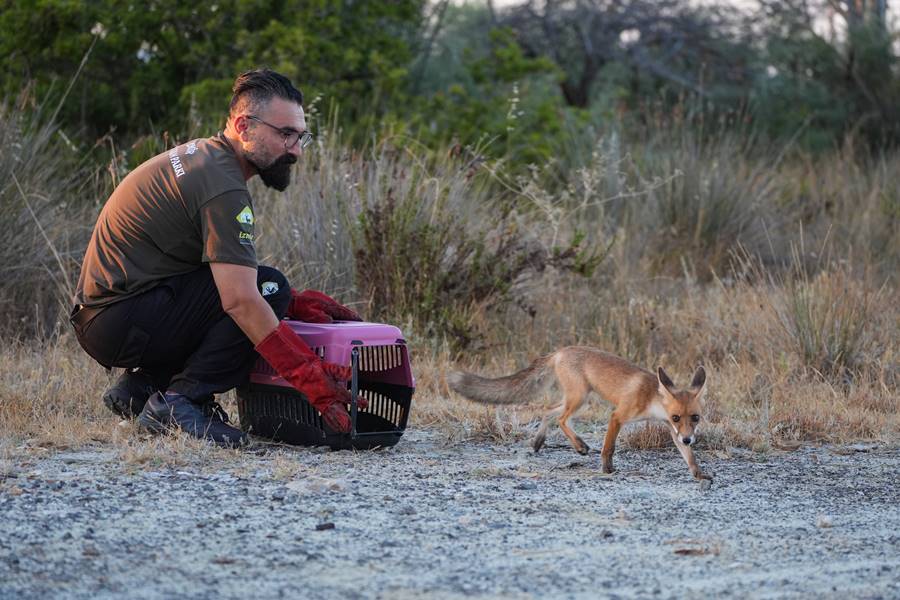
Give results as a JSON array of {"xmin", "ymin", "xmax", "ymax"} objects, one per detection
[
  {"xmin": 102, "ymin": 369, "xmax": 158, "ymax": 418},
  {"xmin": 137, "ymin": 392, "xmax": 247, "ymax": 448}
]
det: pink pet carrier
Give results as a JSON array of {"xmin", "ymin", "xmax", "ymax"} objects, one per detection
[{"xmin": 236, "ymin": 320, "xmax": 414, "ymax": 449}]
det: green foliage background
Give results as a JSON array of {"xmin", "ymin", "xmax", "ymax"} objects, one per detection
[
  {"xmin": 2, "ymin": 0, "xmax": 899, "ymax": 350},
  {"xmin": 5, "ymin": 1, "xmax": 900, "ymax": 158},
  {"xmin": 1, "ymin": 0, "xmax": 422, "ymax": 142}
]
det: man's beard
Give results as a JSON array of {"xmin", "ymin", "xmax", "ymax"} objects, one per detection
[{"xmin": 248, "ymin": 152, "xmax": 297, "ymax": 191}]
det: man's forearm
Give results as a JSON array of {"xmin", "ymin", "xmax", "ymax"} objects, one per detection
[{"xmin": 223, "ymin": 294, "xmax": 280, "ymax": 345}]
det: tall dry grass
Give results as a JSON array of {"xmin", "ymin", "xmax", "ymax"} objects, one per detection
[
  {"xmin": 0, "ymin": 106, "xmax": 897, "ymax": 456},
  {"xmin": 0, "ymin": 92, "xmax": 106, "ymax": 340}
]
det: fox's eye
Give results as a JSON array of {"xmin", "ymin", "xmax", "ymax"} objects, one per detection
[
  {"xmin": 691, "ymin": 414, "xmax": 700, "ymax": 423},
  {"xmin": 671, "ymin": 415, "xmax": 681, "ymax": 423}
]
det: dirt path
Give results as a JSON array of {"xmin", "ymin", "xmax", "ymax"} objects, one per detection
[{"xmin": 1, "ymin": 429, "xmax": 898, "ymax": 599}]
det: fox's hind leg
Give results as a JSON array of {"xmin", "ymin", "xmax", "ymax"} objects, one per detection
[
  {"xmin": 532, "ymin": 404, "xmax": 564, "ymax": 453},
  {"xmin": 557, "ymin": 378, "xmax": 590, "ymax": 455}
]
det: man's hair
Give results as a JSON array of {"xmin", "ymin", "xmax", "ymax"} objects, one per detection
[{"xmin": 229, "ymin": 68, "xmax": 303, "ymax": 117}]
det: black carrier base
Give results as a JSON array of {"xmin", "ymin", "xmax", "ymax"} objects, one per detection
[{"xmin": 235, "ymin": 380, "xmax": 412, "ymax": 450}]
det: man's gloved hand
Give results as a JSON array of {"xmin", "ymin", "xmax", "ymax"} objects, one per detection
[
  {"xmin": 255, "ymin": 322, "xmax": 366, "ymax": 433},
  {"xmin": 321, "ymin": 362, "xmax": 352, "ymax": 383},
  {"xmin": 276, "ymin": 319, "xmax": 357, "ymax": 392},
  {"xmin": 287, "ymin": 289, "xmax": 362, "ymax": 323}
]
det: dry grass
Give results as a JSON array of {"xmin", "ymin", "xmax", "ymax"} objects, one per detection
[
  {"xmin": 0, "ymin": 265, "xmax": 897, "ymax": 462},
  {"xmin": 412, "ymin": 262, "xmax": 899, "ymax": 451},
  {"xmin": 1, "ymin": 105, "xmax": 898, "ymax": 459}
]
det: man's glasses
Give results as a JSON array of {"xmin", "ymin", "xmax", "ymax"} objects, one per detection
[{"xmin": 246, "ymin": 115, "xmax": 313, "ymax": 149}]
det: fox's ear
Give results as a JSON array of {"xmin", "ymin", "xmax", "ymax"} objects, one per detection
[
  {"xmin": 690, "ymin": 366, "xmax": 706, "ymax": 397},
  {"xmin": 657, "ymin": 367, "xmax": 676, "ymax": 395}
]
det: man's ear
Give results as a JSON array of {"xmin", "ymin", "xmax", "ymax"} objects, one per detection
[
  {"xmin": 690, "ymin": 366, "xmax": 706, "ymax": 396},
  {"xmin": 657, "ymin": 367, "xmax": 676, "ymax": 396},
  {"xmin": 232, "ymin": 114, "xmax": 251, "ymax": 136}
]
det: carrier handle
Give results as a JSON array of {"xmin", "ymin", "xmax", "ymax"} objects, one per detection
[{"xmin": 350, "ymin": 346, "xmax": 360, "ymax": 439}]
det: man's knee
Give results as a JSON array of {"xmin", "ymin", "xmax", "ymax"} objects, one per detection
[{"xmin": 257, "ymin": 265, "xmax": 291, "ymax": 318}]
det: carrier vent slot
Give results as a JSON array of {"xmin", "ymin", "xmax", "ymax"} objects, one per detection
[
  {"xmin": 357, "ymin": 389, "xmax": 405, "ymax": 426},
  {"xmin": 358, "ymin": 344, "xmax": 403, "ymax": 373}
]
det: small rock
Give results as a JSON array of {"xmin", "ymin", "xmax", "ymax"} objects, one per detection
[
  {"xmin": 315, "ymin": 522, "xmax": 335, "ymax": 531},
  {"xmin": 699, "ymin": 479, "xmax": 712, "ymax": 491},
  {"xmin": 514, "ymin": 481, "xmax": 537, "ymax": 490},
  {"xmin": 816, "ymin": 515, "xmax": 833, "ymax": 528}
]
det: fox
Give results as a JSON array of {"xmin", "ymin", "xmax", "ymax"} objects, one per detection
[{"xmin": 448, "ymin": 347, "xmax": 712, "ymax": 481}]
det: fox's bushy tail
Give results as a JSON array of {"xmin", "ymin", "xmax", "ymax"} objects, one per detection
[{"xmin": 447, "ymin": 354, "xmax": 554, "ymax": 405}]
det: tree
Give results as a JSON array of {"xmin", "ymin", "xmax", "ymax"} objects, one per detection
[
  {"xmin": 0, "ymin": 0, "xmax": 425, "ymax": 142},
  {"xmin": 758, "ymin": 0, "xmax": 900, "ymax": 147},
  {"xmin": 493, "ymin": 0, "xmax": 753, "ymax": 108}
]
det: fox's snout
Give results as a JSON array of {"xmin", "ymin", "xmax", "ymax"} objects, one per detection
[{"xmin": 681, "ymin": 435, "xmax": 694, "ymax": 446}]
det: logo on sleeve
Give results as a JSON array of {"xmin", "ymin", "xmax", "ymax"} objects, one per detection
[
  {"xmin": 236, "ymin": 206, "xmax": 254, "ymax": 226},
  {"xmin": 236, "ymin": 206, "xmax": 254, "ymax": 245},
  {"xmin": 261, "ymin": 281, "xmax": 279, "ymax": 296}
]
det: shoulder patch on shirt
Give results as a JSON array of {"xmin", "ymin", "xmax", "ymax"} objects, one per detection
[{"xmin": 236, "ymin": 206, "xmax": 254, "ymax": 226}]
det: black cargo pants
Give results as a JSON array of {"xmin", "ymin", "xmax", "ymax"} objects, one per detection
[{"xmin": 70, "ymin": 265, "xmax": 291, "ymax": 401}]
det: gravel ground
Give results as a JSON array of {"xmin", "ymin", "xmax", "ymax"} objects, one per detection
[{"xmin": 1, "ymin": 428, "xmax": 898, "ymax": 600}]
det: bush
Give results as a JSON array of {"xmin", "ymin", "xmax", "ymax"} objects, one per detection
[
  {"xmin": 634, "ymin": 131, "xmax": 778, "ymax": 278},
  {"xmin": 0, "ymin": 93, "xmax": 96, "ymax": 338},
  {"xmin": 345, "ymin": 142, "xmax": 597, "ymax": 350},
  {"xmin": 771, "ymin": 260, "xmax": 883, "ymax": 380}
]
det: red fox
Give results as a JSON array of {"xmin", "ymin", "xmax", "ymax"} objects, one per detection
[{"xmin": 448, "ymin": 347, "xmax": 711, "ymax": 481}]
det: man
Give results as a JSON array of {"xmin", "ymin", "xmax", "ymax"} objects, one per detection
[{"xmin": 70, "ymin": 69, "xmax": 362, "ymax": 448}]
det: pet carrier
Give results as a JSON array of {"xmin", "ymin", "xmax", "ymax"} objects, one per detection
[{"xmin": 236, "ymin": 320, "xmax": 414, "ymax": 450}]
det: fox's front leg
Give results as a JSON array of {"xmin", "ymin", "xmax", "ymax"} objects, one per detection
[
  {"xmin": 600, "ymin": 414, "xmax": 623, "ymax": 473},
  {"xmin": 668, "ymin": 429, "xmax": 711, "ymax": 481}
]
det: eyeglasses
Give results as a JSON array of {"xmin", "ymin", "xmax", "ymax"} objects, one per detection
[{"xmin": 246, "ymin": 115, "xmax": 313, "ymax": 149}]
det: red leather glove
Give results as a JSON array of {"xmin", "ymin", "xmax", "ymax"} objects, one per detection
[
  {"xmin": 321, "ymin": 362, "xmax": 352, "ymax": 383},
  {"xmin": 287, "ymin": 289, "xmax": 362, "ymax": 323},
  {"xmin": 275, "ymin": 320, "xmax": 355, "ymax": 385},
  {"xmin": 255, "ymin": 322, "xmax": 365, "ymax": 432}
]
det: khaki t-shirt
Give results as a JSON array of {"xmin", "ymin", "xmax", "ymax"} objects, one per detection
[{"xmin": 75, "ymin": 133, "xmax": 257, "ymax": 307}]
